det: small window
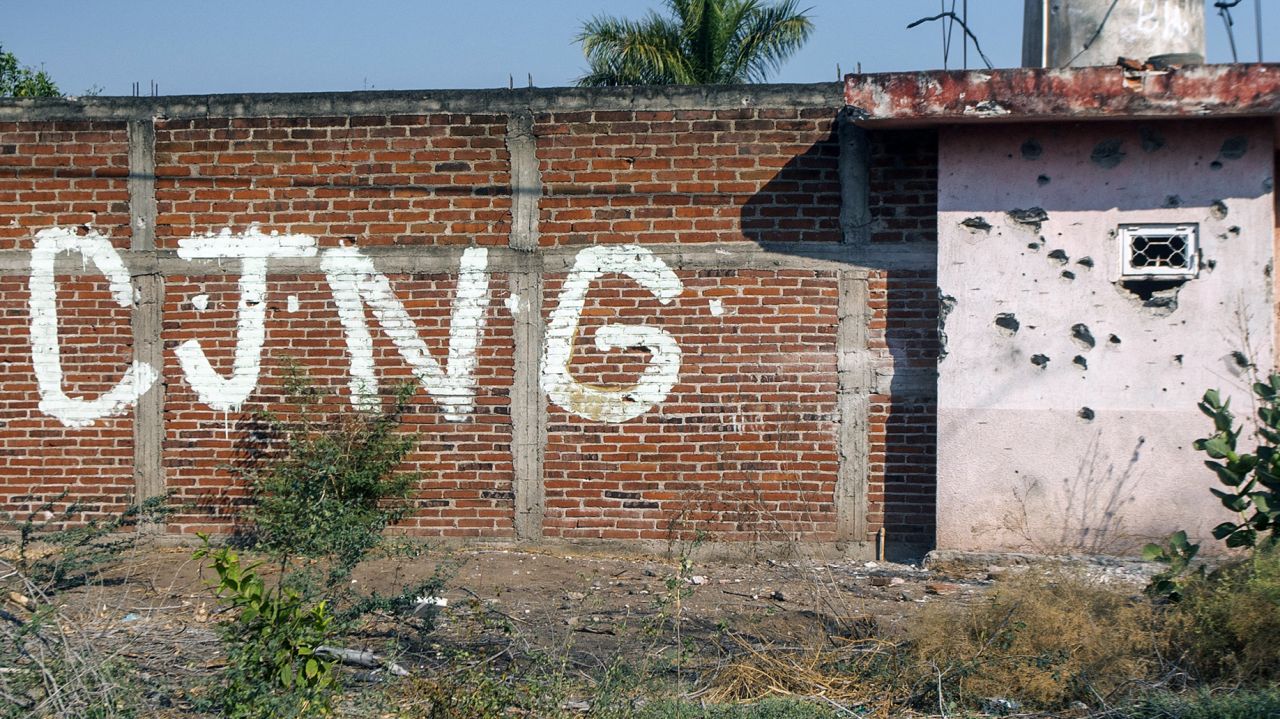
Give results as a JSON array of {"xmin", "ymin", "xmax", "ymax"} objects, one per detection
[{"xmin": 1119, "ymin": 223, "xmax": 1198, "ymax": 279}]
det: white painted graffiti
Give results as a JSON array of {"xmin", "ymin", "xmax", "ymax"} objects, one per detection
[
  {"xmin": 28, "ymin": 228, "xmax": 160, "ymax": 428},
  {"xmin": 27, "ymin": 230, "xmax": 686, "ymax": 427},
  {"xmin": 542, "ymin": 245, "xmax": 683, "ymax": 423},
  {"xmin": 175, "ymin": 227, "xmax": 316, "ymax": 412},
  {"xmin": 322, "ymin": 245, "xmax": 490, "ymax": 420}
]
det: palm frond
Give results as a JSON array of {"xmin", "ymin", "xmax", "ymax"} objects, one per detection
[
  {"xmin": 577, "ymin": 13, "xmax": 691, "ymax": 86},
  {"xmin": 575, "ymin": 0, "xmax": 811, "ymax": 86},
  {"xmin": 726, "ymin": 0, "xmax": 814, "ymax": 83}
]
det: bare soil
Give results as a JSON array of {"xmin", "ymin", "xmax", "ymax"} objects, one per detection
[{"xmin": 52, "ymin": 542, "xmax": 1153, "ymax": 714}]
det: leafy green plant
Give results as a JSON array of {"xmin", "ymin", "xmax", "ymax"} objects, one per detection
[
  {"xmin": 1194, "ymin": 380, "xmax": 1280, "ymax": 549},
  {"xmin": 232, "ymin": 365, "xmax": 446, "ymax": 625},
  {"xmin": 1143, "ymin": 530, "xmax": 1203, "ymax": 602},
  {"xmin": 0, "ymin": 44, "xmax": 59, "ymax": 97},
  {"xmin": 194, "ymin": 538, "xmax": 337, "ymax": 719},
  {"xmin": 1171, "ymin": 543, "xmax": 1280, "ymax": 684},
  {"xmin": 242, "ymin": 368, "xmax": 418, "ymax": 579}
]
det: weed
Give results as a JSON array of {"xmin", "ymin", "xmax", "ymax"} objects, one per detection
[
  {"xmin": 1143, "ymin": 530, "xmax": 1203, "ymax": 602},
  {"xmin": 1193, "ymin": 379, "xmax": 1280, "ymax": 549},
  {"xmin": 197, "ymin": 365, "xmax": 448, "ymax": 716},
  {"xmin": 194, "ymin": 538, "xmax": 338, "ymax": 719},
  {"xmin": 0, "ymin": 498, "xmax": 161, "ymax": 718},
  {"xmin": 0, "ymin": 493, "xmax": 168, "ymax": 593},
  {"xmin": 1117, "ymin": 688, "xmax": 1280, "ymax": 719},
  {"xmin": 908, "ymin": 568, "xmax": 1165, "ymax": 712},
  {"xmin": 240, "ymin": 366, "xmax": 419, "ymax": 581},
  {"xmin": 1171, "ymin": 544, "xmax": 1280, "ymax": 684}
]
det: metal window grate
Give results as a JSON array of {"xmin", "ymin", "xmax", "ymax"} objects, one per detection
[{"xmin": 1119, "ymin": 224, "xmax": 1199, "ymax": 279}]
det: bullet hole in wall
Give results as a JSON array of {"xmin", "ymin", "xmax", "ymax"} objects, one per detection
[
  {"xmin": 1116, "ymin": 279, "xmax": 1183, "ymax": 316},
  {"xmin": 1220, "ymin": 136, "xmax": 1248, "ymax": 160},
  {"xmin": 1071, "ymin": 324, "xmax": 1096, "ymax": 348},
  {"xmin": 1007, "ymin": 207, "xmax": 1049, "ymax": 230},
  {"xmin": 994, "ymin": 313, "xmax": 1020, "ymax": 334},
  {"xmin": 1091, "ymin": 138, "xmax": 1126, "ymax": 169},
  {"xmin": 1139, "ymin": 127, "xmax": 1165, "ymax": 153}
]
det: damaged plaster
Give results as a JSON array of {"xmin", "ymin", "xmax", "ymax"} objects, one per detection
[{"xmin": 936, "ymin": 120, "xmax": 1276, "ymax": 553}]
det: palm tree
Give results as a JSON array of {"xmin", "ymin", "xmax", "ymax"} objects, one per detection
[{"xmin": 576, "ymin": 0, "xmax": 814, "ymax": 86}]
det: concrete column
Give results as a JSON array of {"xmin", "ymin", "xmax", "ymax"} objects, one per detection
[
  {"xmin": 128, "ymin": 118, "xmax": 165, "ymax": 528},
  {"xmin": 505, "ymin": 110, "xmax": 547, "ymax": 540},
  {"xmin": 838, "ymin": 109, "xmax": 871, "ymax": 246},
  {"xmin": 836, "ymin": 271, "xmax": 872, "ymax": 552}
]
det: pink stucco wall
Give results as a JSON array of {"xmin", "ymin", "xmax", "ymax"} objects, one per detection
[{"xmin": 936, "ymin": 119, "xmax": 1276, "ymax": 554}]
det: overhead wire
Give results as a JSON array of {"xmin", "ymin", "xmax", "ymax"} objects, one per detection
[
  {"xmin": 1063, "ymin": 0, "xmax": 1121, "ymax": 66},
  {"xmin": 1216, "ymin": 0, "xmax": 1245, "ymax": 63}
]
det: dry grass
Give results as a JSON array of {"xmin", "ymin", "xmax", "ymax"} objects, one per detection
[
  {"xmin": 908, "ymin": 568, "xmax": 1167, "ymax": 711},
  {"xmin": 701, "ymin": 633, "xmax": 905, "ymax": 714},
  {"xmin": 700, "ymin": 569, "xmax": 1173, "ymax": 716}
]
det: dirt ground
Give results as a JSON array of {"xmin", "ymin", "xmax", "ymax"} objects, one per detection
[{"xmin": 52, "ymin": 542, "xmax": 1156, "ymax": 713}]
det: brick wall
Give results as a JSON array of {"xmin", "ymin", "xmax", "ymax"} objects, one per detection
[
  {"xmin": 0, "ymin": 121, "xmax": 130, "ymax": 248},
  {"xmin": 0, "ymin": 89, "xmax": 940, "ymax": 555}
]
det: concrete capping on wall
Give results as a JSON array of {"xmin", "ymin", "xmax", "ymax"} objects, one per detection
[
  {"xmin": 0, "ymin": 83, "xmax": 842, "ymax": 121},
  {"xmin": 844, "ymin": 63, "xmax": 1280, "ymax": 125}
]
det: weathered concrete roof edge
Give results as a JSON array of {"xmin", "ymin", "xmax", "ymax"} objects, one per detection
[
  {"xmin": 0, "ymin": 83, "xmax": 843, "ymax": 121},
  {"xmin": 844, "ymin": 63, "xmax": 1280, "ymax": 125}
]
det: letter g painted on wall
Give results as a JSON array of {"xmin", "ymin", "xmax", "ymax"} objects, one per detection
[{"xmin": 542, "ymin": 245, "xmax": 683, "ymax": 423}]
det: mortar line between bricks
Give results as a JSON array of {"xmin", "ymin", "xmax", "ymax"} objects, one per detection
[
  {"xmin": 127, "ymin": 118, "xmax": 166, "ymax": 531},
  {"xmin": 506, "ymin": 110, "xmax": 547, "ymax": 540}
]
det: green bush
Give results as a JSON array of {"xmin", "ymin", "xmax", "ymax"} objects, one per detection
[
  {"xmin": 231, "ymin": 366, "xmax": 446, "ymax": 625},
  {"xmin": 242, "ymin": 369, "xmax": 418, "ymax": 578},
  {"xmin": 198, "ymin": 367, "xmax": 449, "ymax": 717},
  {"xmin": 195, "ymin": 540, "xmax": 337, "ymax": 719},
  {"xmin": 1172, "ymin": 544, "xmax": 1280, "ymax": 684},
  {"xmin": 1193, "ymin": 378, "xmax": 1280, "ymax": 549},
  {"xmin": 1121, "ymin": 688, "xmax": 1280, "ymax": 719}
]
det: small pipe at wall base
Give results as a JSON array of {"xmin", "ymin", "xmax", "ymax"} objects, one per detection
[{"xmin": 876, "ymin": 528, "xmax": 886, "ymax": 562}]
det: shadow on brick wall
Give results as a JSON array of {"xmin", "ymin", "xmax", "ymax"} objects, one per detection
[{"xmin": 741, "ymin": 124, "xmax": 940, "ymax": 562}]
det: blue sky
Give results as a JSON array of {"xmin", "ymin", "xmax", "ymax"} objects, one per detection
[{"xmin": 2, "ymin": 1, "xmax": 1273, "ymax": 96}]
